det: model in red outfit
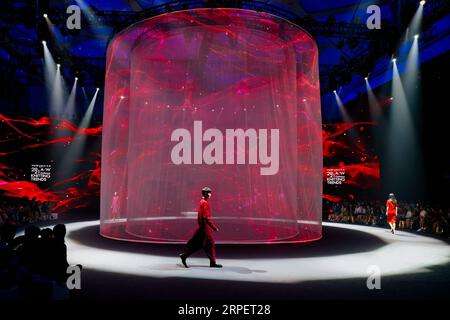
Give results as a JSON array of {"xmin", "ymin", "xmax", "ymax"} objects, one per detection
[
  {"xmin": 179, "ymin": 187, "xmax": 222, "ymax": 268},
  {"xmin": 386, "ymin": 193, "xmax": 398, "ymax": 234}
]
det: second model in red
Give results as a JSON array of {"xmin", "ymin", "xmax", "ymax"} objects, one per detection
[
  {"xmin": 179, "ymin": 187, "xmax": 222, "ymax": 268},
  {"xmin": 386, "ymin": 193, "xmax": 398, "ymax": 234}
]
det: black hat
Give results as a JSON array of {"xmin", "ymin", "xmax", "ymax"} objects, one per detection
[{"xmin": 201, "ymin": 187, "xmax": 212, "ymax": 196}]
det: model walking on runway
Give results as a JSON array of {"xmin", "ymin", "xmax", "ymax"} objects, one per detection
[
  {"xmin": 179, "ymin": 187, "xmax": 222, "ymax": 268},
  {"xmin": 111, "ymin": 191, "xmax": 120, "ymax": 221},
  {"xmin": 386, "ymin": 193, "xmax": 398, "ymax": 234}
]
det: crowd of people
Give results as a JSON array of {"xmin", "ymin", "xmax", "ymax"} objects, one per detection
[
  {"xmin": 1, "ymin": 193, "xmax": 448, "ymax": 300},
  {"xmin": 325, "ymin": 200, "xmax": 450, "ymax": 237},
  {"xmin": 0, "ymin": 197, "xmax": 55, "ymax": 226},
  {"xmin": 0, "ymin": 223, "xmax": 71, "ymax": 299},
  {"xmin": 0, "ymin": 195, "xmax": 72, "ymax": 299}
]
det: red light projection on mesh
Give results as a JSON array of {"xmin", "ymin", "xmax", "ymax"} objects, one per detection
[{"xmin": 100, "ymin": 8, "xmax": 323, "ymax": 244}]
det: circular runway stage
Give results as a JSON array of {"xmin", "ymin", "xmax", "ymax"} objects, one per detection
[{"xmin": 53, "ymin": 220, "xmax": 450, "ymax": 299}]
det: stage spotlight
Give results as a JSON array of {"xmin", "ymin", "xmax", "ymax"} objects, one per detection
[
  {"xmin": 120, "ymin": 95, "xmax": 125, "ymax": 99},
  {"xmin": 63, "ymin": 76, "xmax": 78, "ymax": 121},
  {"xmin": 79, "ymin": 89, "xmax": 100, "ymax": 129},
  {"xmin": 404, "ymin": 1, "xmax": 424, "ymax": 43},
  {"xmin": 41, "ymin": 35, "xmax": 68, "ymax": 123},
  {"xmin": 365, "ymin": 76, "xmax": 381, "ymax": 119},
  {"xmin": 387, "ymin": 50, "xmax": 423, "ymax": 201},
  {"xmin": 42, "ymin": 42, "xmax": 58, "ymax": 112},
  {"xmin": 392, "ymin": 58, "xmax": 397, "ymax": 63},
  {"xmin": 43, "ymin": 10, "xmax": 65, "ymax": 45},
  {"xmin": 405, "ymin": 27, "xmax": 422, "ymax": 123},
  {"xmin": 420, "ymin": 0, "xmax": 426, "ymax": 5},
  {"xmin": 75, "ymin": 0, "xmax": 105, "ymax": 30},
  {"xmin": 333, "ymin": 90, "xmax": 352, "ymax": 123},
  {"xmin": 51, "ymin": 62, "xmax": 68, "ymax": 118},
  {"xmin": 57, "ymin": 88, "xmax": 98, "ymax": 181}
]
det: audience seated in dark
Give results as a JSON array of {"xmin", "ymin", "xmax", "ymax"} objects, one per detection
[
  {"xmin": 0, "ymin": 196, "xmax": 53, "ymax": 226},
  {"xmin": 52, "ymin": 224, "xmax": 69, "ymax": 283},
  {"xmin": 324, "ymin": 200, "xmax": 450, "ymax": 238},
  {"xmin": 0, "ymin": 217, "xmax": 71, "ymax": 299}
]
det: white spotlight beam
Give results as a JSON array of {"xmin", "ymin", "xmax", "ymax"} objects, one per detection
[
  {"xmin": 50, "ymin": 63, "xmax": 68, "ymax": 118},
  {"xmin": 56, "ymin": 88, "xmax": 99, "ymax": 175},
  {"xmin": 409, "ymin": 3, "xmax": 424, "ymax": 40},
  {"xmin": 78, "ymin": 88, "xmax": 99, "ymax": 130},
  {"xmin": 42, "ymin": 42, "xmax": 67, "ymax": 120},
  {"xmin": 63, "ymin": 79, "xmax": 78, "ymax": 121},
  {"xmin": 390, "ymin": 61, "xmax": 415, "ymax": 134},
  {"xmin": 74, "ymin": 0, "xmax": 104, "ymax": 28},
  {"xmin": 43, "ymin": 13, "xmax": 67, "ymax": 49},
  {"xmin": 333, "ymin": 91, "xmax": 352, "ymax": 123},
  {"xmin": 405, "ymin": 36, "xmax": 420, "ymax": 92},
  {"xmin": 365, "ymin": 79, "xmax": 381, "ymax": 119},
  {"xmin": 42, "ymin": 42, "xmax": 56, "ymax": 88},
  {"xmin": 385, "ymin": 53, "xmax": 424, "ymax": 199}
]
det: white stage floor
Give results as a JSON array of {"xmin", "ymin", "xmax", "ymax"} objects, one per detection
[
  {"xmin": 63, "ymin": 220, "xmax": 450, "ymax": 282},
  {"xmin": 24, "ymin": 219, "xmax": 449, "ymax": 299}
]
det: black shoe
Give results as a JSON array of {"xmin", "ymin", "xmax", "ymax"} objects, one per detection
[
  {"xmin": 179, "ymin": 254, "xmax": 188, "ymax": 268},
  {"xmin": 391, "ymin": 229, "xmax": 394, "ymax": 234},
  {"xmin": 210, "ymin": 263, "xmax": 222, "ymax": 268}
]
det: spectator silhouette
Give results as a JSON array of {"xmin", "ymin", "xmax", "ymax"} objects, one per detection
[
  {"xmin": 0, "ymin": 225, "xmax": 17, "ymax": 289},
  {"xmin": 38, "ymin": 228, "xmax": 54, "ymax": 278},
  {"xmin": 0, "ymin": 224, "xmax": 16, "ymax": 247},
  {"xmin": 19, "ymin": 225, "xmax": 41, "ymax": 274},
  {"xmin": 52, "ymin": 224, "xmax": 69, "ymax": 283}
]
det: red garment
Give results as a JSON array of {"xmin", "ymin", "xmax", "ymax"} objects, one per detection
[
  {"xmin": 386, "ymin": 200, "xmax": 397, "ymax": 224},
  {"xmin": 182, "ymin": 198, "xmax": 218, "ymax": 263},
  {"xmin": 197, "ymin": 198, "xmax": 218, "ymax": 231}
]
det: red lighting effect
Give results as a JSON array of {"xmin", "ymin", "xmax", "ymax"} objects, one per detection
[
  {"xmin": 0, "ymin": 114, "xmax": 102, "ymax": 213},
  {"xmin": 323, "ymin": 122, "xmax": 381, "ymax": 202},
  {"xmin": 100, "ymin": 9, "xmax": 322, "ymax": 243}
]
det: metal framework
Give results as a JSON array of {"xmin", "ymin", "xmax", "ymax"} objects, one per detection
[{"xmin": 0, "ymin": 0, "xmax": 448, "ymax": 90}]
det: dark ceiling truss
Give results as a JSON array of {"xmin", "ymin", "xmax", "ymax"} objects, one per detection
[
  {"xmin": 0, "ymin": 0, "xmax": 448, "ymax": 90},
  {"xmin": 324, "ymin": 0, "xmax": 450, "ymax": 91}
]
